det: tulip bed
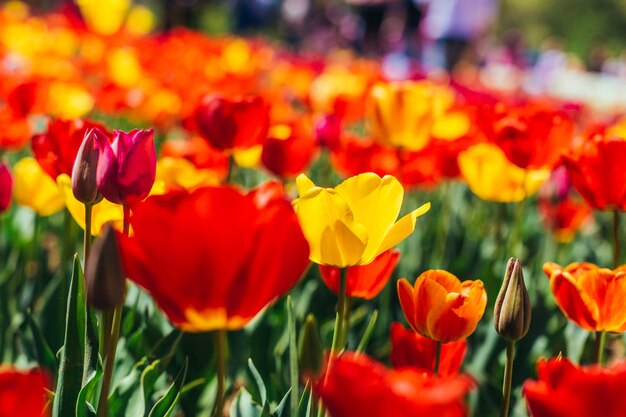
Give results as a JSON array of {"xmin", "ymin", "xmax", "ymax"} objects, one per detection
[{"xmin": 1, "ymin": 3, "xmax": 626, "ymax": 417}]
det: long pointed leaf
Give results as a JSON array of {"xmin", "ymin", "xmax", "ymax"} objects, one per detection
[{"xmin": 148, "ymin": 358, "xmax": 189, "ymax": 417}]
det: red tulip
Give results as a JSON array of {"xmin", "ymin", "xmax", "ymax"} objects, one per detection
[
  {"xmin": 0, "ymin": 107, "xmax": 31, "ymax": 151},
  {"xmin": 315, "ymin": 114, "xmax": 342, "ymax": 151},
  {"xmin": 118, "ymin": 182, "xmax": 310, "ymax": 331},
  {"xmin": 0, "ymin": 162, "xmax": 12, "ymax": 213},
  {"xmin": 317, "ymin": 353, "xmax": 474, "ymax": 417},
  {"xmin": 0, "ymin": 366, "xmax": 49, "ymax": 417},
  {"xmin": 523, "ymin": 357, "xmax": 626, "ymax": 417},
  {"xmin": 160, "ymin": 136, "xmax": 229, "ymax": 176},
  {"xmin": 195, "ymin": 95, "xmax": 269, "ymax": 151},
  {"xmin": 261, "ymin": 122, "xmax": 318, "ymax": 178},
  {"xmin": 31, "ymin": 118, "xmax": 108, "ymax": 180},
  {"xmin": 95, "ymin": 128, "xmax": 156, "ymax": 205},
  {"xmin": 319, "ymin": 249, "xmax": 399, "ymax": 299},
  {"xmin": 390, "ymin": 323, "xmax": 466, "ymax": 376},
  {"xmin": 562, "ymin": 131, "xmax": 626, "ymax": 210}
]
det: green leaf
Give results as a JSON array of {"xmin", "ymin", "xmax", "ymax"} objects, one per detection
[
  {"xmin": 287, "ymin": 296, "xmax": 298, "ymax": 417},
  {"xmin": 230, "ymin": 387, "xmax": 262, "ymax": 417},
  {"xmin": 148, "ymin": 358, "xmax": 189, "ymax": 417},
  {"xmin": 273, "ymin": 388, "xmax": 291, "ymax": 417},
  {"xmin": 247, "ymin": 359, "xmax": 267, "ymax": 405},
  {"xmin": 76, "ymin": 368, "xmax": 102, "ymax": 417},
  {"xmin": 356, "ymin": 310, "xmax": 378, "ymax": 354},
  {"xmin": 52, "ymin": 255, "xmax": 87, "ymax": 417},
  {"xmin": 25, "ymin": 311, "xmax": 58, "ymax": 375}
]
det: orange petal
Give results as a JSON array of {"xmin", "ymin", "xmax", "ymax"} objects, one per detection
[
  {"xmin": 550, "ymin": 271, "xmax": 599, "ymax": 330},
  {"xmin": 397, "ymin": 278, "xmax": 417, "ymax": 331}
]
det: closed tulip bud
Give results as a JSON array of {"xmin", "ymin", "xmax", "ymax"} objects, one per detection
[
  {"xmin": 494, "ymin": 258, "xmax": 531, "ymax": 341},
  {"xmin": 0, "ymin": 161, "xmax": 12, "ymax": 213},
  {"xmin": 85, "ymin": 223, "xmax": 125, "ymax": 310},
  {"xmin": 72, "ymin": 128, "xmax": 103, "ymax": 205},
  {"xmin": 298, "ymin": 314, "xmax": 323, "ymax": 378},
  {"xmin": 96, "ymin": 128, "xmax": 156, "ymax": 205}
]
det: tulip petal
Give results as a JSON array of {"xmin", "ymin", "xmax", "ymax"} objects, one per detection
[
  {"xmin": 579, "ymin": 269, "xmax": 626, "ymax": 332},
  {"xmin": 550, "ymin": 271, "xmax": 598, "ymax": 331},
  {"xmin": 377, "ymin": 202, "xmax": 431, "ymax": 256},
  {"xmin": 296, "ymin": 173, "xmax": 316, "ymax": 195},
  {"xmin": 397, "ymin": 278, "xmax": 417, "ymax": 331}
]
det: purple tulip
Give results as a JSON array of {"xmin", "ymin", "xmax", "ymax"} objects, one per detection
[
  {"xmin": 72, "ymin": 128, "xmax": 104, "ymax": 205},
  {"xmin": 0, "ymin": 161, "xmax": 12, "ymax": 213},
  {"xmin": 95, "ymin": 128, "xmax": 156, "ymax": 205}
]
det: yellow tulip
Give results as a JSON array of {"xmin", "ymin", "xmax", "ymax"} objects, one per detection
[
  {"xmin": 458, "ymin": 143, "xmax": 550, "ymax": 203},
  {"xmin": 152, "ymin": 157, "xmax": 220, "ymax": 194},
  {"xmin": 13, "ymin": 158, "xmax": 64, "ymax": 216},
  {"xmin": 294, "ymin": 172, "xmax": 430, "ymax": 267},
  {"xmin": 75, "ymin": 0, "xmax": 131, "ymax": 36},
  {"xmin": 366, "ymin": 80, "xmax": 462, "ymax": 151},
  {"xmin": 233, "ymin": 145, "xmax": 263, "ymax": 169},
  {"xmin": 57, "ymin": 174, "xmax": 123, "ymax": 236}
]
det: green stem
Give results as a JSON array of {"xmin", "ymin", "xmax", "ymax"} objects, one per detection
[
  {"xmin": 225, "ymin": 154, "xmax": 235, "ymax": 184},
  {"xmin": 595, "ymin": 331, "xmax": 607, "ymax": 365},
  {"xmin": 434, "ymin": 341, "xmax": 442, "ymax": 377},
  {"xmin": 499, "ymin": 340, "xmax": 515, "ymax": 417},
  {"xmin": 84, "ymin": 203, "xmax": 93, "ymax": 265},
  {"xmin": 212, "ymin": 329, "xmax": 228, "ymax": 417},
  {"xmin": 336, "ymin": 268, "xmax": 349, "ymax": 350},
  {"xmin": 96, "ymin": 302, "xmax": 123, "ymax": 417},
  {"xmin": 613, "ymin": 210, "xmax": 620, "ymax": 268}
]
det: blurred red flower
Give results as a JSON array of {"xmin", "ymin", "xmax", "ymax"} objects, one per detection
[
  {"xmin": 0, "ymin": 162, "xmax": 12, "ymax": 213},
  {"xmin": 0, "ymin": 108, "xmax": 31, "ymax": 151},
  {"xmin": 161, "ymin": 136, "xmax": 229, "ymax": 178},
  {"xmin": 32, "ymin": 119, "xmax": 108, "ymax": 180},
  {"xmin": 195, "ymin": 95, "xmax": 270, "ymax": 151},
  {"xmin": 390, "ymin": 323, "xmax": 466, "ymax": 376},
  {"xmin": 317, "ymin": 353, "xmax": 473, "ymax": 417},
  {"xmin": 261, "ymin": 121, "xmax": 318, "ymax": 178},
  {"xmin": 0, "ymin": 366, "xmax": 49, "ymax": 417},
  {"xmin": 523, "ymin": 357, "xmax": 626, "ymax": 417},
  {"xmin": 562, "ymin": 131, "xmax": 626, "ymax": 211},
  {"xmin": 319, "ymin": 249, "xmax": 399, "ymax": 299},
  {"xmin": 119, "ymin": 182, "xmax": 310, "ymax": 331}
]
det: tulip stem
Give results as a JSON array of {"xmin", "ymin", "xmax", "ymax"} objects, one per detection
[
  {"xmin": 499, "ymin": 340, "xmax": 515, "ymax": 417},
  {"xmin": 97, "ymin": 302, "xmax": 123, "ymax": 417},
  {"xmin": 613, "ymin": 210, "xmax": 620, "ymax": 268},
  {"xmin": 213, "ymin": 329, "xmax": 228, "ymax": 417},
  {"xmin": 337, "ymin": 268, "xmax": 349, "ymax": 349},
  {"xmin": 84, "ymin": 203, "xmax": 93, "ymax": 265},
  {"xmin": 225, "ymin": 154, "xmax": 235, "ymax": 184},
  {"xmin": 434, "ymin": 341, "xmax": 442, "ymax": 377},
  {"xmin": 595, "ymin": 331, "xmax": 607, "ymax": 365}
]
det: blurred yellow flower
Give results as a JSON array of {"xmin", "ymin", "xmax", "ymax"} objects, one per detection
[
  {"xmin": 294, "ymin": 172, "xmax": 430, "ymax": 267},
  {"xmin": 152, "ymin": 157, "xmax": 220, "ymax": 194},
  {"xmin": 366, "ymin": 80, "xmax": 464, "ymax": 151},
  {"xmin": 46, "ymin": 82, "xmax": 94, "ymax": 119},
  {"xmin": 76, "ymin": 0, "xmax": 131, "ymax": 36},
  {"xmin": 124, "ymin": 4, "xmax": 156, "ymax": 35},
  {"xmin": 57, "ymin": 174, "xmax": 123, "ymax": 236},
  {"xmin": 233, "ymin": 145, "xmax": 262, "ymax": 169},
  {"xmin": 13, "ymin": 158, "xmax": 64, "ymax": 216},
  {"xmin": 107, "ymin": 47, "xmax": 142, "ymax": 88},
  {"xmin": 458, "ymin": 143, "xmax": 550, "ymax": 203}
]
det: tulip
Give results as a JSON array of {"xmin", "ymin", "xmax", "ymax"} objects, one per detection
[
  {"xmin": 523, "ymin": 357, "xmax": 626, "ymax": 417},
  {"xmin": 316, "ymin": 353, "xmax": 474, "ymax": 417},
  {"xmin": 562, "ymin": 131, "xmax": 626, "ymax": 211},
  {"xmin": 153, "ymin": 157, "xmax": 221, "ymax": 193},
  {"xmin": 261, "ymin": 122, "xmax": 317, "ymax": 178},
  {"xmin": 319, "ymin": 249, "xmax": 400, "ymax": 299},
  {"xmin": 397, "ymin": 270, "xmax": 487, "ymax": 343},
  {"xmin": 13, "ymin": 157, "xmax": 65, "ymax": 216},
  {"xmin": 75, "ymin": 0, "xmax": 131, "ymax": 36},
  {"xmin": 0, "ymin": 366, "xmax": 49, "ymax": 417},
  {"xmin": 31, "ymin": 119, "xmax": 107, "ymax": 180},
  {"xmin": 543, "ymin": 262, "xmax": 626, "ymax": 333},
  {"xmin": 538, "ymin": 194, "xmax": 592, "ymax": 243},
  {"xmin": 0, "ymin": 162, "xmax": 12, "ymax": 213},
  {"xmin": 195, "ymin": 95, "xmax": 270, "ymax": 151},
  {"xmin": 95, "ymin": 128, "xmax": 156, "ymax": 205},
  {"xmin": 315, "ymin": 113, "xmax": 342, "ymax": 151},
  {"xmin": 72, "ymin": 128, "xmax": 103, "ymax": 206},
  {"xmin": 0, "ymin": 107, "xmax": 31, "ymax": 151},
  {"xmin": 85, "ymin": 224, "xmax": 125, "ymax": 310},
  {"xmin": 118, "ymin": 182, "xmax": 310, "ymax": 331},
  {"xmin": 494, "ymin": 258, "xmax": 531, "ymax": 342},
  {"xmin": 294, "ymin": 172, "xmax": 430, "ymax": 267},
  {"xmin": 160, "ymin": 136, "xmax": 229, "ymax": 177},
  {"xmin": 390, "ymin": 323, "xmax": 466, "ymax": 377},
  {"xmin": 458, "ymin": 143, "xmax": 550, "ymax": 202},
  {"xmin": 298, "ymin": 314, "xmax": 324, "ymax": 379},
  {"xmin": 366, "ymin": 80, "xmax": 465, "ymax": 151}
]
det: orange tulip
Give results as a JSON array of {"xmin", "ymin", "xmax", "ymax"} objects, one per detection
[
  {"xmin": 543, "ymin": 262, "xmax": 626, "ymax": 332},
  {"xmin": 319, "ymin": 249, "xmax": 399, "ymax": 300},
  {"xmin": 397, "ymin": 270, "xmax": 487, "ymax": 343}
]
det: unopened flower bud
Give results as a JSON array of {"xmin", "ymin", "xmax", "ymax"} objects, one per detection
[
  {"xmin": 72, "ymin": 128, "xmax": 103, "ymax": 205},
  {"xmin": 494, "ymin": 258, "xmax": 531, "ymax": 341},
  {"xmin": 298, "ymin": 314, "xmax": 323, "ymax": 378},
  {"xmin": 85, "ymin": 223, "xmax": 125, "ymax": 310}
]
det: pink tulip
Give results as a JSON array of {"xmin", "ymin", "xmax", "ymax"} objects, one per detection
[
  {"xmin": 95, "ymin": 128, "xmax": 156, "ymax": 205},
  {"xmin": 0, "ymin": 162, "xmax": 12, "ymax": 213}
]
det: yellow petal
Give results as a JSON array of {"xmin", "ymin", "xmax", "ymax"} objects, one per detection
[
  {"xmin": 296, "ymin": 173, "xmax": 316, "ymax": 196},
  {"xmin": 233, "ymin": 145, "xmax": 262, "ymax": 168},
  {"xmin": 76, "ymin": 0, "xmax": 131, "ymax": 36},
  {"xmin": 57, "ymin": 174, "xmax": 124, "ymax": 236},
  {"xmin": 377, "ymin": 202, "xmax": 431, "ymax": 257},
  {"xmin": 335, "ymin": 173, "xmax": 404, "ymax": 264},
  {"xmin": 295, "ymin": 187, "xmax": 368, "ymax": 267},
  {"xmin": 13, "ymin": 158, "xmax": 64, "ymax": 216},
  {"xmin": 431, "ymin": 111, "xmax": 470, "ymax": 141},
  {"xmin": 155, "ymin": 157, "xmax": 220, "ymax": 192}
]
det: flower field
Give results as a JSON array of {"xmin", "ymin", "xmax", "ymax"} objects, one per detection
[{"xmin": 0, "ymin": 2, "xmax": 625, "ymax": 417}]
